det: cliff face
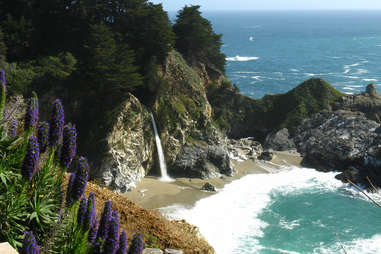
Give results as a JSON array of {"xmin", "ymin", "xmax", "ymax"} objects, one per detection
[
  {"xmin": 153, "ymin": 51, "xmax": 236, "ymax": 178},
  {"xmin": 91, "ymin": 51, "xmax": 349, "ymax": 191},
  {"xmin": 98, "ymin": 93, "xmax": 155, "ymax": 192}
]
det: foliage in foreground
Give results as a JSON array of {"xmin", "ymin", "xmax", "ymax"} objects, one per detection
[{"xmin": 0, "ymin": 69, "xmax": 145, "ymax": 253}]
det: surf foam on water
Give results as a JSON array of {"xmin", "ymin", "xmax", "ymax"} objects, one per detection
[
  {"xmin": 161, "ymin": 167, "xmax": 349, "ymax": 254},
  {"xmin": 226, "ymin": 55, "xmax": 260, "ymax": 61},
  {"xmin": 162, "ymin": 166, "xmax": 381, "ymax": 254}
]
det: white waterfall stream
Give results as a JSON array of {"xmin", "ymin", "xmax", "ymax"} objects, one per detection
[{"xmin": 150, "ymin": 112, "xmax": 173, "ymax": 182}]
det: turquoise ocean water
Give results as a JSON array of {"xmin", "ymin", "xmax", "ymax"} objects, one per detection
[{"xmin": 165, "ymin": 11, "xmax": 381, "ymax": 253}]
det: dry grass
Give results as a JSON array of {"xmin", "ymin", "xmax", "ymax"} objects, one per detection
[{"xmin": 63, "ymin": 175, "xmax": 214, "ymax": 254}]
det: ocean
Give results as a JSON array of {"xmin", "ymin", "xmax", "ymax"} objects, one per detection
[
  {"xmin": 205, "ymin": 10, "xmax": 381, "ymax": 99},
  {"xmin": 164, "ymin": 11, "xmax": 381, "ymax": 253}
]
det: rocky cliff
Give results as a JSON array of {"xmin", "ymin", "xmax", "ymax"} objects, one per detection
[
  {"xmin": 89, "ymin": 51, "xmax": 355, "ymax": 192},
  {"xmin": 98, "ymin": 93, "xmax": 155, "ymax": 192},
  {"xmin": 290, "ymin": 84, "xmax": 381, "ymax": 188}
]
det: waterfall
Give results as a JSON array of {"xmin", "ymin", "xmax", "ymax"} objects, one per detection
[{"xmin": 150, "ymin": 112, "xmax": 173, "ymax": 182}]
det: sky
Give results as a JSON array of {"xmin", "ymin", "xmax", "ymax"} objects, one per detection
[{"xmin": 149, "ymin": 0, "xmax": 381, "ymax": 11}]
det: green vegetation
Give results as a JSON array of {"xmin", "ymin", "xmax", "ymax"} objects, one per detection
[
  {"xmin": 173, "ymin": 5, "xmax": 226, "ymax": 73},
  {"xmin": 208, "ymin": 78, "xmax": 344, "ymax": 140},
  {"xmin": 0, "ymin": 71, "xmax": 144, "ymax": 253}
]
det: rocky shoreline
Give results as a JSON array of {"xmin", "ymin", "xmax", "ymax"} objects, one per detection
[{"xmin": 264, "ymin": 84, "xmax": 381, "ymax": 190}]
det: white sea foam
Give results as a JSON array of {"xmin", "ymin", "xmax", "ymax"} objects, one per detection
[
  {"xmin": 343, "ymin": 87, "xmax": 355, "ymax": 90},
  {"xmin": 363, "ymin": 78, "xmax": 378, "ymax": 82},
  {"xmin": 226, "ymin": 55, "xmax": 260, "ymax": 62},
  {"xmin": 251, "ymin": 76, "xmax": 262, "ymax": 80},
  {"xmin": 346, "ymin": 76, "xmax": 360, "ymax": 79},
  {"xmin": 290, "ymin": 68, "xmax": 299, "ymax": 72},
  {"xmin": 314, "ymin": 234, "xmax": 381, "ymax": 254},
  {"xmin": 353, "ymin": 68, "xmax": 369, "ymax": 75},
  {"xmin": 161, "ymin": 168, "xmax": 344, "ymax": 254},
  {"xmin": 326, "ymin": 56, "xmax": 342, "ymax": 59}
]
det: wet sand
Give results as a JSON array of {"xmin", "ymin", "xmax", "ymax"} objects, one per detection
[{"xmin": 123, "ymin": 151, "xmax": 302, "ymax": 209}]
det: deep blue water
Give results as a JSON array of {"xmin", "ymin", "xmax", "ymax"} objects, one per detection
[{"xmin": 199, "ymin": 11, "xmax": 381, "ymax": 98}]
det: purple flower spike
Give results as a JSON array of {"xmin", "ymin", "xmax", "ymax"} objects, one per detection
[
  {"xmin": 68, "ymin": 157, "xmax": 89, "ymax": 203},
  {"xmin": 49, "ymin": 99, "xmax": 64, "ymax": 147},
  {"xmin": 84, "ymin": 192, "xmax": 96, "ymax": 230},
  {"xmin": 77, "ymin": 197, "xmax": 88, "ymax": 226},
  {"xmin": 97, "ymin": 200, "xmax": 112, "ymax": 241},
  {"xmin": 0, "ymin": 69, "xmax": 6, "ymax": 89},
  {"xmin": 22, "ymin": 136, "xmax": 40, "ymax": 181},
  {"xmin": 116, "ymin": 231, "xmax": 127, "ymax": 254},
  {"xmin": 20, "ymin": 231, "xmax": 40, "ymax": 254},
  {"xmin": 10, "ymin": 117, "xmax": 17, "ymax": 138},
  {"xmin": 88, "ymin": 218, "xmax": 98, "ymax": 244},
  {"xmin": 128, "ymin": 232, "xmax": 145, "ymax": 254},
  {"xmin": 37, "ymin": 121, "xmax": 49, "ymax": 153},
  {"xmin": 24, "ymin": 94, "xmax": 39, "ymax": 130},
  {"xmin": 60, "ymin": 123, "xmax": 77, "ymax": 168},
  {"xmin": 104, "ymin": 211, "xmax": 120, "ymax": 254}
]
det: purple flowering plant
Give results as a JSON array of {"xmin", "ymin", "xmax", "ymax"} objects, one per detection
[
  {"xmin": 37, "ymin": 121, "xmax": 49, "ymax": 153},
  {"xmin": 60, "ymin": 123, "xmax": 77, "ymax": 168},
  {"xmin": 24, "ymin": 92, "xmax": 39, "ymax": 131},
  {"xmin": 22, "ymin": 136, "xmax": 40, "ymax": 181},
  {"xmin": 20, "ymin": 231, "xmax": 40, "ymax": 254},
  {"xmin": 49, "ymin": 99, "xmax": 64, "ymax": 147}
]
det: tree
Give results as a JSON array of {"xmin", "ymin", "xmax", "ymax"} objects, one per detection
[
  {"xmin": 82, "ymin": 24, "xmax": 142, "ymax": 103},
  {"xmin": 0, "ymin": 25, "xmax": 6, "ymax": 64},
  {"xmin": 173, "ymin": 5, "xmax": 226, "ymax": 73}
]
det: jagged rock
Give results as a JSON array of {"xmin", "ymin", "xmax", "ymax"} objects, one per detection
[
  {"xmin": 335, "ymin": 166, "xmax": 362, "ymax": 183},
  {"xmin": 333, "ymin": 83, "xmax": 381, "ymax": 122},
  {"xmin": 171, "ymin": 142, "xmax": 236, "ymax": 179},
  {"xmin": 366, "ymin": 83, "xmax": 378, "ymax": 97},
  {"xmin": 165, "ymin": 249, "xmax": 184, "ymax": 254},
  {"xmin": 143, "ymin": 248, "xmax": 164, "ymax": 254},
  {"xmin": 259, "ymin": 151, "xmax": 274, "ymax": 161},
  {"xmin": 98, "ymin": 93, "xmax": 155, "ymax": 193},
  {"xmin": 293, "ymin": 110, "xmax": 381, "ymax": 187},
  {"xmin": 264, "ymin": 128, "xmax": 295, "ymax": 151},
  {"xmin": 227, "ymin": 137, "xmax": 263, "ymax": 161},
  {"xmin": 201, "ymin": 182, "xmax": 216, "ymax": 192}
]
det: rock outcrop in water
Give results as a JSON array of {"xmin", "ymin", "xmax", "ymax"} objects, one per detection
[{"xmin": 293, "ymin": 109, "xmax": 381, "ymax": 187}]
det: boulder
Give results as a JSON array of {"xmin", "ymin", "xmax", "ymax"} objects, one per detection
[
  {"xmin": 259, "ymin": 150, "xmax": 274, "ymax": 161},
  {"xmin": 165, "ymin": 249, "xmax": 184, "ymax": 254},
  {"xmin": 201, "ymin": 182, "xmax": 217, "ymax": 192},
  {"xmin": 143, "ymin": 248, "xmax": 164, "ymax": 254},
  {"xmin": 171, "ymin": 142, "xmax": 236, "ymax": 179},
  {"xmin": 264, "ymin": 128, "xmax": 295, "ymax": 151}
]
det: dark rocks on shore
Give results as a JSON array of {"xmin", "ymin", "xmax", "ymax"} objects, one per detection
[
  {"xmin": 201, "ymin": 182, "xmax": 217, "ymax": 192},
  {"xmin": 264, "ymin": 128, "xmax": 295, "ymax": 151},
  {"xmin": 259, "ymin": 150, "xmax": 274, "ymax": 161},
  {"xmin": 293, "ymin": 109, "xmax": 381, "ymax": 187},
  {"xmin": 171, "ymin": 143, "xmax": 236, "ymax": 179},
  {"xmin": 333, "ymin": 83, "xmax": 381, "ymax": 122}
]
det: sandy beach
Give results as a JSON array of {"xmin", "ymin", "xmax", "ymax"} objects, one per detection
[{"xmin": 123, "ymin": 151, "xmax": 302, "ymax": 209}]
